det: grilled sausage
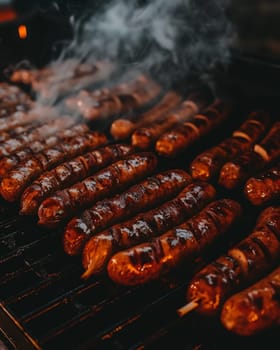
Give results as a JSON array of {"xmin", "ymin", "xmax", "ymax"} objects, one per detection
[
  {"xmin": 0, "ymin": 131, "xmax": 107, "ymax": 202},
  {"xmin": 0, "ymin": 101, "xmax": 31, "ymax": 119},
  {"xmin": 185, "ymin": 206, "xmax": 280, "ymax": 317},
  {"xmin": 0, "ymin": 106, "xmax": 58, "ymax": 133},
  {"xmin": 0, "ymin": 117, "xmax": 75, "ymax": 157},
  {"xmin": 190, "ymin": 111, "xmax": 271, "ymax": 181},
  {"xmin": 38, "ymin": 152, "xmax": 158, "ymax": 228},
  {"xmin": 82, "ymin": 181, "xmax": 216, "ymax": 278},
  {"xmin": 107, "ymin": 199, "xmax": 241, "ymax": 286},
  {"xmin": 155, "ymin": 100, "xmax": 230, "ymax": 158},
  {"xmin": 221, "ymin": 265, "xmax": 280, "ymax": 336},
  {"xmin": 244, "ymin": 163, "xmax": 280, "ymax": 205},
  {"xmin": 219, "ymin": 121, "xmax": 280, "ymax": 189},
  {"xmin": 0, "ymin": 122, "xmax": 42, "ymax": 143},
  {"xmin": 131, "ymin": 99, "xmax": 201, "ymax": 151},
  {"xmin": 67, "ymin": 75, "xmax": 161, "ymax": 121},
  {"xmin": 63, "ymin": 169, "xmax": 191, "ymax": 256},
  {"xmin": 110, "ymin": 91, "xmax": 182, "ymax": 141},
  {"xmin": 0, "ymin": 124, "xmax": 90, "ymax": 179},
  {"xmin": 20, "ymin": 144, "xmax": 134, "ymax": 215}
]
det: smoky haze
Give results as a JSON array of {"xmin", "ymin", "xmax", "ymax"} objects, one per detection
[{"xmin": 38, "ymin": 0, "xmax": 234, "ymax": 105}]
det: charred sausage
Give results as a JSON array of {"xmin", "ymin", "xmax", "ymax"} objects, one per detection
[
  {"xmin": 0, "ymin": 117, "xmax": 75, "ymax": 157},
  {"xmin": 20, "ymin": 144, "xmax": 134, "ymax": 215},
  {"xmin": 110, "ymin": 91, "xmax": 182, "ymax": 141},
  {"xmin": 0, "ymin": 124, "xmax": 90, "ymax": 179},
  {"xmin": 82, "ymin": 181, "xmax": 216, "ymax": 278},
  {"xmin": 131, "ymin": 99, "xmax": 201, "ymax": 151},
  {"xmin": 38, "ymin": 152, "xmax": 158, "ymax": 228},
  {"xmin": 244, "ymin": 163, "xmax": 280, "ymax": 206},
  {"xmin": 0, "ymin": 131, "xmax": 107, "ymax": 201},
  {"xmin": 190, "ymin": 110, "xmax": 270, "ymax": 181},
  {"xmin": 219, "ymin": 121, "xmax": 280, "ymax": 189},
  {"xmin": 63, "ymin": 169, "xmax": 192, "ymax": 256},
  {"xmin": 185, "ymin": 206, "xmax": 280, "ymax": 317},
  {"xmin": 107, "ymin": 199, "xmax": 241, "ymax": 286},
  {"xmin": 221, "ymin": 265, "xmax": 280, "ymax": 336},
  {"xmin": 155, "ymin": 100, "xmax": 230, "ymax": 158}
]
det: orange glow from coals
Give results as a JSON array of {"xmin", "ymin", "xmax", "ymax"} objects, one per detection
[{"xmin": 18, "ymin": 25, "xmax": 28, "ymax": 39}]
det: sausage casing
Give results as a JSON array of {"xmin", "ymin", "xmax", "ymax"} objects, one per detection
[
  {"xmin": 82, "ymin": 181, "xmax": 216, "ymax": 278},
  {"xmin": 63, "ymin": 169, "xmax": 192, "ymax": 256},
  {"xmin": 107, "ymin": 199, "xmax": 241, "ymax": 286}
]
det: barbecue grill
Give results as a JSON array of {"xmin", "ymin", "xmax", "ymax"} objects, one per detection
[{"xmin": 0, "ymin": 1, "xmax": 280, "ymax": 350}]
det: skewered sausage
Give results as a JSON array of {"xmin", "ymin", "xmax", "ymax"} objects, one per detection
[
  {"xmin": 0, "ymin": 117, "xmax": 75, "ymax": 157},
  {"xmin": 0, "ymin": 124, "xmax": 90, "ymax": 179},
  {"xmin": 110, "ymin": 91, "xmax": 182, "ymax": 141},
  {"xmin": 155, "ymin": 100, "xmax": 230, "ymax": 158},
  {"xmin": 221, "ymin": 265, "xmax": 280, "ymax": 336},
  {"xmin": 190, "ymin": 110, "xmax": 270, "ymax": 181},
  {"xmin": 38, "ymin": 152, "xmax": 158, "ymax": 228},
  {"xmin": 20, "ymin": 144, "xmax": 134, "ymax": 215},
  {"xmin": 0, "ymin": 131, "xmax": 107, "ymax": 201},
  {"xmin": 219, "ymin": 121, "xmax": 280, "ymax": 189},
  {"xmin": 0, "ymin": 122, "xmax": 42, "ymax": 143},
  {"xmin": 63, "ymin": 169, "xmax": 192, "ymax": 256},
  {"xmin": 244, "ymin": 163, "xmax": 280, "ymax": 205},
  {"xmin": 184, "ymin": 206, "xmax": 280, "ymax": 317},
  {"xmin": 107, "ymin": 199, "xmax": 241, "ymax": 286},
  {"xmin": 82, "ymin": 181, "xmax": 216, "ymax": 278}
]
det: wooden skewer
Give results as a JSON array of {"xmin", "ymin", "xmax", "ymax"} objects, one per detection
[{"xmin": 177, "ymin": 298, "xmax": 200, "ymax": 317}]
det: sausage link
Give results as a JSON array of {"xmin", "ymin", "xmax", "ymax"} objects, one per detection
[
  {"xmin": 63, "ymin": 169, "xmax": 191, "ymax": 256},
  {"xmin": 20, "ymin": 144, "xmax": 134, "ymax": 215},
  {"xmin": 190, "ymin": 111, "xmax": 271, "ymax": 181},
  {"xmin": 131, "ymin": 99, "xmax": 200, "ymax": 150},
  {"xmin": 244, "ymin": 163, "xmax": 280, "ymax": 205},
  {"xmin": 0, "ymin": 131, "xmax": 107, "ymax": 202},
  {"xmin": 110, "ymin": 91, "xmax": 182, "ymax": 141},
  {"xmin": 0, "ymin": 106, "xmax": 58, "ymax": 132},
  {"xmin": 219, "ymin": 121, "xmax": 280, "ymax": 189},
  {"xmin": 38, "ymin": 152, "xmax": 158, "ymax": 228},
  {"xmin": 107, "ymin": 199, "xmax": 241, "ymax": 286},
  {"xmin": 221, "ymin": 265, "xmax": 280, "ymax": 336},
  {"xmin": 0, "ymin": 124, "xmax": 90, "ymax": 179},
  {"xmin": 0, "ymin": 122, "xmax": 42, "ymax": 143},
  {"xmin": 155, "ymin": 100, "xmax": 230, "ymax": 158},
  {"xmin": 82, "ymin": 181, "xmax": 215, "ymax": 278},
  {"xmin": 0, "ymin": 101, "xmax": 31, "ymax": 119},
  {"xmin": 0, "ymin": 117, "xmax": 75, "ymax": 157},
  {"xmin": 186, "ymin": 206, "xmax": 280, "ymax": 317}
]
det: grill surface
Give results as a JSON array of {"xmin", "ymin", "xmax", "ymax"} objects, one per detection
[{"xmin": 0, "ymin": 55, "xmax": 280, "ymax": 350}]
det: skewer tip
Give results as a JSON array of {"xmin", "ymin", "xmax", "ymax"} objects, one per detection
[{"xmin": 177, "ymin": 298, "xmax": 200, "ymax": 318}]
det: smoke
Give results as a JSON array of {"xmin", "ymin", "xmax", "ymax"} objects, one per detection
[{"xmin": 39, "ymin": 0, "xmax": 234, "ymax": 104}]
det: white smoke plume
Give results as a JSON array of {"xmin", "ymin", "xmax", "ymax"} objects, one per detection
[{"xmin": 39, "ymin": 0, "xmax": 234, "ymax": 104}]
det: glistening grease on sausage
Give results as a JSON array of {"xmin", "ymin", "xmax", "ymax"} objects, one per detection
[
  {"xmin": 0, "ymin": 124, "xmax": 91, "ymax": 179},
  {"xmin": 20, "ymin": 144, "xmax": 134, "ymax": 215},
  {"xmin": 63, "ymin": 169, "xmax": 192, "ymax": 256},
  {"xmin": 190, "ymin": 110, "xmax": 271, "ymax": 181},
  {"xmin": 82, "ymin": 182, "xmax": 215, "ymax": 278},
  {"xmin": 0, "ymin": 131, "xmax": 107, "ymax": 202},
  {"xmin": 38, "ymin": 152, "xmax": 158, "ymax": 228},
  {"xmin": 107, "ymin": 199, "xmax": 241, "ymax": 286}
]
